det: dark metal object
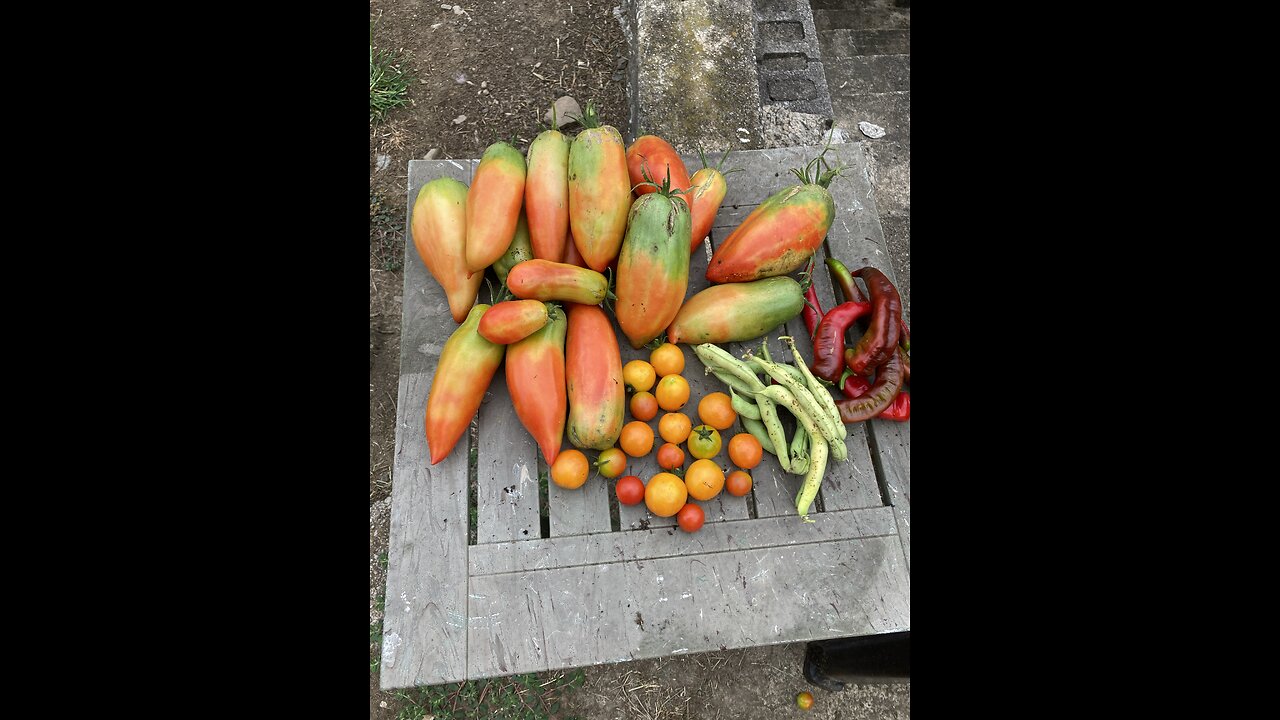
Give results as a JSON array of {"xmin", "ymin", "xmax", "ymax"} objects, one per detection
[{"xmin": 804, "ymin": 631, "xmax": 910, "ymax": 690}]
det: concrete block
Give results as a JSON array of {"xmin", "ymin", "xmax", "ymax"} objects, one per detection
[
  {"xmin": 631, "ymin": 0, "xmax": 762, "ymax": 151},
  {"xmin": 753, "ymin": 0, "xmax": 833, "ymax": 117}
]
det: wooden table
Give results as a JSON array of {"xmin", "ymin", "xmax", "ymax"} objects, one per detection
[{"xmin": 380, "ymin": 145, "xmax": 910, "ymax": 689}]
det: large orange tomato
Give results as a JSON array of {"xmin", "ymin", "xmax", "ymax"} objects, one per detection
[
  {"xmin": 645, "ymin": 472, "xmax": 688, "ymax": 517},
  {"xmin": 685, "ymin": 458, "xmax": 725, "ymax": 501}
]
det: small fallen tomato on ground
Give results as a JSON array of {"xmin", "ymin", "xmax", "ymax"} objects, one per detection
[
  {"xmin": 796, "ymin": 691, "xmax": 814, "ymax": 710},
  {"xmin": 676, "ymin": 502, "xmax": 704, "ymax": 532}
]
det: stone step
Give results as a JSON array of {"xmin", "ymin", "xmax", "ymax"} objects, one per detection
[
  {"xmin": 830, "ymin": 90, "xmax": 910, "ymax": 145},
  {"xmin": 810, "ymin": 0, "xmax": 906, "ymax": 10},
  {"xmin": 824, "ymin": 55, "xmax": 910, "ymax": 95},
  {"xmin": 813, "ymin": 7, "xmax": 910, "ymax": 32},
  {"xmin": 818, "ymin": 28, "xmax": 910, "ymax": 57}
]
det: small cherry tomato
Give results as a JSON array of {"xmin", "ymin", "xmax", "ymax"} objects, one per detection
[
  {"xmin": 615, "ymin": 475, "xmax": 645, "ymax": 506},
  {"xmin": 676, "ymin": 502, "xmax": 704, "ymax": 533}
]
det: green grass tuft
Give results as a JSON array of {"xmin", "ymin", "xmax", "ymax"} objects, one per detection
[
  {"xmin": 394, "ymin": 672, "xmax": 586, "ymax": 720},
  {"xmin": 370, "ymin": 22, "xmax": 413, "ymax": 124}
]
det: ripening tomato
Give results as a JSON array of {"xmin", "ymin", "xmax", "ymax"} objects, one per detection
[
  {"xmin": 725, "ymin": 470, "xmax": 753, "ymax": 497},
  {"xmin": 615, "ymin": 475, "xmax": 645, "ymax": 505},
  {"xmin": 623, "ymin": 360, "xmax": 656, "ymax": 393},
  {"xmin": 796, "ymin": 691, "xmax": 814, "ymax": 710},
  {"xmin": 649, "ymin": 343, "xmax": 685, "ymax": 377},
  {"xmin": 596, "ymin": 447, "xmax": 627, "ymax": 478},
  {"xmin": 630, "ymin": 391, "xmax": 658, "ymax": 421},
  {"xmin": 727, "ymin": 433, "xmax": 763, "ymax": 469},
  {"xmin": 687, "ymin": 424, "xmax": 722, "ymax": 459},
  {"xmin": 676, "ymin": 502, "xmax": 704, "ymax": 533},
  {"xmin": 685, "ymin": 458, "xmax": 725, "ymax": 501},
  {"xmin": 655, "ymin": 374, "xmax": 690, "ymax": 411},
  {"xmin": 550, "ymin": 449, "xmax": 589, "ymax": 489},
  {"xmin": 658, "ymin": 412, "xmax": 692, "ymax": 445},
  {"xmin": 697, "ymin": 392, "xmax": 737, "ymax": 430},
  {"xmin": 656, "ymin": 442, "xmax": 685, "ymax": 470},
  {"xmin": 619, "ymin": 420, "xmax": 655, "ymax": 457}
]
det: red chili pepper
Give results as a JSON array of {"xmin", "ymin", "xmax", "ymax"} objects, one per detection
[
  {"xmin": 802, "ymin": 284, "xmax": 824, "ymax": 340},
  {"xmin": 836, "ymin": 349, "xmax": 904, "ymax": 423},
  {"xmin": 878, "ymin": 390, "xmax": 910, "ymax": 421},
  {"xmin": 840, "ymin": 368, "xmax": 870, "ymax": 399},
  {"xmin": 825, "ymin": 257, "xmax": 867, "ymax": 304},
  {"xmin": 809, "ymin": 301, "xmax": 872, "ymax": 383},
  {"xmin": 798, "ymin": 258, "xmax": 824, "ymax": 340},
  {"xmin": 844, "ymin": 267, "xmax": 901, "ymax": 375},
  {"xmin": 898, "ymin": 316, "xmax": 911, "ymax": 353}
]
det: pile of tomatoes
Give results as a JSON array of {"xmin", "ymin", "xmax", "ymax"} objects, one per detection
[{"xmin": 549, "ymin": 343, "xmax": 763, "ymax": 533}]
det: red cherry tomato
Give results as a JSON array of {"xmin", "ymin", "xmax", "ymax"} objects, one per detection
[
  {"xmin": 676, "ymin": 502, "xmax": 705, "ymax": 533},
  {"xmin": 615, "ymin": 475, "xmax": 645, "ymax": 506}
]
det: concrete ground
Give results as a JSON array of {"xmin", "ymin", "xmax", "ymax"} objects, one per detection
[{"xmin": 814, "ymin": 0, "xmax": 910, "ymax": 324}]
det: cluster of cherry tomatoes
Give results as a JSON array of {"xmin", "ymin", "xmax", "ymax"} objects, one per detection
[{"xmin": 550, "ymin": 343, "xmax": 763, "ymax": 533}]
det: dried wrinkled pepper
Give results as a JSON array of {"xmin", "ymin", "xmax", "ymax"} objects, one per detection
[
  {"xmin": 810, "ymin": 301, "xmax": 873, "ymax": 383},
  {"xmin": 836, "ymin": 349, "xmax": 905, "ymax": 423},
  {"xmin": 844, "ymin": 267, "xmax": 902, "ymax": 375}
]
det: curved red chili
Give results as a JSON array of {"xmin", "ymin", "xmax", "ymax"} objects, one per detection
[
  {"xmin": 844, "ymin": 267, "xmax": 901, "ymax": 375},
  {"xmin": 825, "ymin": 257, "xmax": 867, "ymax": 304},
  {"xmin": 840, "ymin": 368, "xmax": 870, "ymax": 399},
  {"xmin": 836, "ymin": 349, "xmax": 904, "ymax": 423},
  {"xmin": 878, "ymin": 390, "xmax": 910, "ymax": 421},
  {"xmin": 810, "ymin": 301, "xmax": 872, "ymax": 383}
]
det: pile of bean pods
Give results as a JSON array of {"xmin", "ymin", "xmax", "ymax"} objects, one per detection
[{"xmin": 693, "ymin": 339, "xmax": 849, "ymax": 521}]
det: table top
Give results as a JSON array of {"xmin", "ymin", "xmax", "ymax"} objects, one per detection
[{"xmin": 380, "ymin": 144, "xmax": 911, "ymax": 689}]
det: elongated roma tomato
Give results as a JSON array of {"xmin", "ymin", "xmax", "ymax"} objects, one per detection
[
  {"xmin": 466, "ymin": 141, "xmax": 526, "ymax": 273},
  {"xmin": 565, "ymin": 303, "xmax": 625, "ymax": 450},
  {"xmin": 507, "ymin": 259, "xmax": 610, "ymax": 305},
  {"xmin": 506, "ymin": 304, "xmax": 568, "ymax": 464},
  {"xmin": 525, "ymin": 129, "xmax": 571, "ymax": 262},
  {"xmin": 411, "ymin": 177, "xmax": 483, "ymax": 323},
  {"xmin": 425, "ymin": 304, "xmax": 505, "ymax": 464},
  {"xmin": 568, "ymin": 102, "xmax": 631, "ymax": 271},
  {"xmin": 705, "ymin": 183, "xmax": 833, "ymax": 283},
  {"xmin": 615, "ymin": 187, "xmax": 691, "ymax": 348},
  {"xmin": 666, "ymin": 277, "xmax": 804, "ymax": 345},
  {"xmin": 686, "ymin": 166, "xmax": 728, "ymax": 253},
  {"xmin": 477, "ymin": 299, "xmax": 550, "ymax": 345}
]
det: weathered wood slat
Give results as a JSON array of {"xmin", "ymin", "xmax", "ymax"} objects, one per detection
[
  {"xmin": 381, "ymin": 159, "xmax": 478, "ymax": 689},
  {"xmin": 869, "ymin": 418, "xmax": 910, "ymax": 568},
  {"xmin": 549, "ymin": 457, "xmax": 613, "ymax": 536},
  {"xmin": 476, "ymin": 371, "xmax": 541, "ymax": 544},
  {"xmin": 469, "ymin": 534, "xmax": 909, "ymax": 678},
  {"xmin": 470, "ymin": 505, "xmax": 896, "ymax": 577},
  {"xmin": 813, "ymin": 142, "xmax": 911, "ymax": 566}
]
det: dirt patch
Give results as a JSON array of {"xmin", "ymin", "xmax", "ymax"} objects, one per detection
[{"xmin": 369, "ymin": 0, "xmax": 631, "ymax": 213}]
